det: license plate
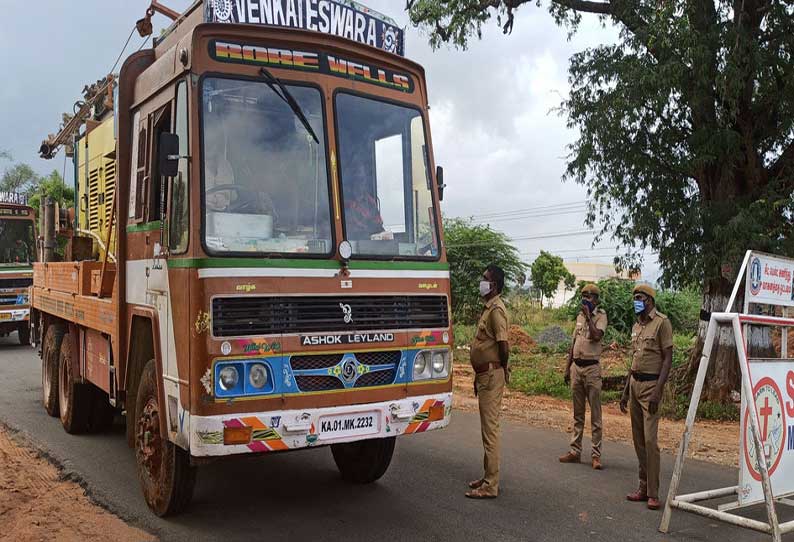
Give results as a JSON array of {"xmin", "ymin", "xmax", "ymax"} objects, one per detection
[
  {"xmin": 0, "ymin": 313, "xmax": 10, "ymax": 320},
  {"xmin": 318, "ymin": 411, "xmax": 379, "ymax": 440}
]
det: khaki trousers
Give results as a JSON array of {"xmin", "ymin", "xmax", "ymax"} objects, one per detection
[
  {"xmin": 569, "ymin": 363, "xmax": 603, "ymax": 458},
  {"xmin": 629, "ymin": 378, "xmax": 661, "ymax": 498},
  {"xmin": 475, "ymin": 366, "xmax": 505, "ymax": 496}
]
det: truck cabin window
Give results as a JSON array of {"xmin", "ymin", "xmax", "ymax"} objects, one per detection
[
  {"xmin": 336, "ymin": 93, "xmax": 439, "ymax": 258},
  {"xmin": 0, "ymin": 220, "xmax": 34, "ymax": 264},
  {"xmin": 201, "ymin": 78, "xmax": 332, "ymax": 255}
]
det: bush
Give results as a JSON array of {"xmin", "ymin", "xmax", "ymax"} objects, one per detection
[
  {"xmin": 565, "ymin": 278, "xmax": 701, "ymax": 336},
  {"xmin": 656, "ymin": 288, "xmax": 701, "ymax": 335},
  {"xmin": 672, "ymin": 334, "xmax": 694, "ymax": 368},
  {"xmin": 565, "ymin": 278, "xmax": 635, "ymax": 335}
]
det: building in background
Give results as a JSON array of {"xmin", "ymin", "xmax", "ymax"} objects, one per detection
[{"xmin": 547, "ymin": 261, "xmax": 640, "ymax": 308}]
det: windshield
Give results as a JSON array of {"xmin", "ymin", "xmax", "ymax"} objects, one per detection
[
  {"xmin": 202, "ymin": 77, "xmax": 332, "ymax": 255},
  {"xmin": 0, "ymin": 219, "xmax": 34, "ymax": 265},
  {"xmin": 336, "ymin": 93, "xmax": 439, "ymax": 259}
]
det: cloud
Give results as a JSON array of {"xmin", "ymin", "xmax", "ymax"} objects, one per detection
[{"xmin": 0, "ymin": 0, "xmax": 660, "ymax": 282}]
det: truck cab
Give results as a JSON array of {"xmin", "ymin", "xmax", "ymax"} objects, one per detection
[{"xmin": 0, "ymin": 193, "xmax": 35, "ymax": 345}]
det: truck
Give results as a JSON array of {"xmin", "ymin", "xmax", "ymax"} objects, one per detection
[
  {"xmin": 0, "ymin": 192, "xmax": 35, "ymax": 345},
  {"xmin": 32, "ymin": 0, "xmax": 452, "ymax": 516}
]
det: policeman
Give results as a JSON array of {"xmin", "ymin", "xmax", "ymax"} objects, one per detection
[
  {"xmin": 620, "ymin": 284, "xmax": 673, "ymax": 511},
  {"xmin": 466, "ymin": 264, "xmax": 510, "ymax": 499},
  {"xmin": 559, "ymin": 283, "xmax": 607, "ymax": 469}
]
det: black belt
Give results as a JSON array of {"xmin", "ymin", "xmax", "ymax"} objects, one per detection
[
  {"xmin": 574, "ymin": 359, "xmax": 599, "ymax": 367},
  {"xmin": 632, "ymin": 371, "xmax": 659, "ymax": 382}
]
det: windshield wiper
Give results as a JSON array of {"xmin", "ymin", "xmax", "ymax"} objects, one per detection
[{"xmin": 259, "ymin": 67, "xmax": 320, "ymax": 144}]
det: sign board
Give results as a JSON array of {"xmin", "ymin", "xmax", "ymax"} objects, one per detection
[
  {"xmin": 745, "ymin": 253, "xmax": 794, "ymax": 308},
  {"xmin": 738, "ymin": 360, "xmax": 794, "ymax": 506},
  {"xmin": 204, "ymin": 0, "xmax": 405, "ymax": 56},
  {"xmin": 0, "ymin": 192, "xmax": 28, "ymax": 206}
]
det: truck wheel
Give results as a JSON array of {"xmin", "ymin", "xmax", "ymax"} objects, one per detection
[
  {"xmin": 89, "ymin": 387, "xmax": 116, "ymax": 433},
  {"xmin": 18, "ymin": 324, "xmax": 30, "ymax": 346},
  {"xmin": 331, "ymin": 437, "xmax": 396, "ymax": 484},
  {"xmin": 58, "ymin": 333, "xmax": 92, "ymax": 434},
  {"xmin": 41, "ymin": 323, "xmax": 66, "ymax": 417},
  {"xmin": 135, "ymin": 359, "xmax": 196, "ymax": 516}
]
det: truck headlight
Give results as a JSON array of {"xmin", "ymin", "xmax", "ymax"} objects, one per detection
[
  {"xmin": 413, "ymin": 352, "xmax": 429, "ymax": 379},
  {"xmin": 219, "ymin": 366, "xmax": 239, "ymax": 391},
  {"xmin": 431, "ymin": 351, "xmax": 446, "ymax": 374},
  {"xmin": 248, "ymin": 363, "xmax": 268, "ymax": 389}
]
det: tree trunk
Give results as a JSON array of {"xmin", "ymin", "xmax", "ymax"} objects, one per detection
[
  {"xmin": 687, "ymin": 277, "xmax": 739, "ymax": 402},
  {"xmin": 686, "ymin": 276, "xmax": 775, "ymax": 403}
]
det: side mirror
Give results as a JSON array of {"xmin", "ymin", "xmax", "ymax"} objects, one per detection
[
  {"xmin": 159, "ymin": 133, "xmax": 180, "ymax": 178},
  {"xmin": 436, "ymin": 165, "xmax": 445, "ymax": 201}
]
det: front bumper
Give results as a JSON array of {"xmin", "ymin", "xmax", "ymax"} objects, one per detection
[
  {"xmin": 190, "ymin": 392, "xmax": 452, "ymax": 457},
  {"xmin": 0, "ymin": 307, "xmax": 29, "ymax": 324}
]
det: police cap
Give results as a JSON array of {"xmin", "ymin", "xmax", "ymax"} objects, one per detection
[
  {"xmin": 581, "ymin": 283, "xmax": 600, "ymax": 296},
  {"xmin": 633, "ymin": 284, "xmax": 656, "ymax": 299}
]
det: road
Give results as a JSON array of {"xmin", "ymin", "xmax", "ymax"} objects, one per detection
[{"xmin": 0, "ymin": 335, "xmax": 789, "ymax": 541}]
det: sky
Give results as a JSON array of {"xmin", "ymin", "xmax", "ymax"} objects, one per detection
[{"xmin": 0, "ymin": 0, "xmax": 660, "ymax": 283}]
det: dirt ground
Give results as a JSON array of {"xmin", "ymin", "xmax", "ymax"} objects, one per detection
[
  {"xmin": 0, "ymin": 425, "xmax": 153, "ymax": 542},
  {"xmin": 453, "ymin": 363, "xmax": 741, "ymax": 467}
]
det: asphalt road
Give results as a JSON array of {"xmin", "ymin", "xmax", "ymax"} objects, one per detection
[{"xmin": 0, "ymin": 334, "xmax": 790, "ymax": 541}]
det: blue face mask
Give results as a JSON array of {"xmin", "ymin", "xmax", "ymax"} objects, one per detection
[
  {"xmin": 582, "ymin": 300, "xmax": 594, "ymax": 312},
  {"xmin": 634, "ymin": 300, "xmax": 646, "ymax": 314}
]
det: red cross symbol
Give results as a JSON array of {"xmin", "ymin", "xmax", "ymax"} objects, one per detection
[{"xmin": 760, "ymin": 396, "xmax": 773, "ymax": 441}]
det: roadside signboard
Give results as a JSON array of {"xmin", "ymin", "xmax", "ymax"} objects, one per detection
[
  {"xmin": 745, "ymin": 253, "xmax": 794, "ymax": 309},
  {"xmin": 204, "ymin": 0, "xmax": 406, "ymax": 56},
  {"xmin": 738, "ymin": 360, "xmax": 794, "ymax": 506}
]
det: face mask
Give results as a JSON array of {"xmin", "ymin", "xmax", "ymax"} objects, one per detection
[
  {"xmin": 479, "ymin": 281, "xmax": 492, "ymax": 297},
  {"xmin": 582, "ymin": 300, "xmax": 594, "ymax": 312},
  {"xmin": 634, "ymin": 300, "xmax": 646, "ymax": 314}
]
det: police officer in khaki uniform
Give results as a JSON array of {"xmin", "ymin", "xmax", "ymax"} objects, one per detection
[
  {"xmin": 466, "ymin": 264, "xmax": 510, "ymax": 499},
  {"xmin": 620, "ymin": 284, "xmax": 673, "ymax": 510},
  {"xmin": 559, "ymin": 283, "xmax": 607, "ymax": 469}
]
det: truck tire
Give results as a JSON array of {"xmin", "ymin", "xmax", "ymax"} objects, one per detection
[
  {"xmin": 41, "ymin": 323, "xmax": 66, "ymax": 417},
  {"xmin": 18, "ymin": 324, "xmax": 30, "ymax": 346},
  {"xmin": 135, "ymin": 359, "xmax": 196, "ymax": 516},
  {"xmin": 58, "ymin": 333, "xmax": 92, "ymax": 434},
  {"xmin": 331, "ymin": 437, "xmax": 396, "ymax": 484},
  {"xmin": 89, "ymin": 386, "xmax": 116, "ymax": 433}
]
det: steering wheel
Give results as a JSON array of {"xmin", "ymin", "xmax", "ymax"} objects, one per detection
[{"xmin": 206, "ymin": 184, "xmax": 255, "ymax": 213}]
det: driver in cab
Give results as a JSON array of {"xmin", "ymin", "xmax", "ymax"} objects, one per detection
[
  {"xmin": 344, "ymin": 162, "xmax": 392, "ymax": 241},
  {"xmin": 204, "ymin": 134, "xmax": 274, "ymax": 215}
]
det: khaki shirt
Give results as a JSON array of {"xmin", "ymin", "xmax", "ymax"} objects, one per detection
[
  {"xmin": 470, "ymin": 295, "xmax": 510, "ymax": 367},
  {"xmin": 572, "ymin": 308, "xmax": 608, "ymax": 360},
  {"xmin": 630, "ymin": 309, "xmax": 674, "ymax": 374}
]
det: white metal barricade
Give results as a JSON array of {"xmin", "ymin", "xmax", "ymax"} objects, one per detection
[{"xmin": 660, "ymin": 251, "xmax": 794, "ymax": 541}]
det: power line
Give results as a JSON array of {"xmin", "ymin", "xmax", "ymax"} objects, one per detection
[
  {"xmin": 467, "ymin": 201, "xmax": 587, "ymax": 220},
  {"xmin": 472, "ymin": 207, "xmax": 586, "ymax": 224},
  {"xmin": 447, "ymin": 229, "xmax": 595, "ymax": 249}
]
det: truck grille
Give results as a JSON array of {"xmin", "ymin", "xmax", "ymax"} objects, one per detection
[
  {"xmin": 354, "ymin": 369, "xmax": 396, "ymax": 388},
  {"xmin": 290, "ymin": 354, "xmax": 343, "ymax": 371},
  {"xmin": 212, "ymin": 295, "xmax": 449, "ymax": 337},
  {"xmin": 295, "ymin": 375, "xmax": 345, "ymax": 392},
  {"xmin": 291, "ymin": 350, "xmax": 401, "ymax": 392}
]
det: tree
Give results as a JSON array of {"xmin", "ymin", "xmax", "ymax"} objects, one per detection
[
  {"xmin": 408, "ymin": 1, "xmax": 794, "ymax": 402},
  {"xmin": 28, "ymin": 170, "xmax": 74, "ymax": 214},
  {"xmin": 0, "ymin": 163, "xmax": 39, "ymax": 193},
  {"xmin": 443, "ymin": 217, "xmax": 527, "ymax": 322},
  {"xmin": 530, "ymin": 251, "xmax": 575, "ymax": 308}
]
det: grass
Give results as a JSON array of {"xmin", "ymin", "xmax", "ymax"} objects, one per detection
[{"xmin": 453, "ymin": 305, "xmax": 737, "ymax": 422}]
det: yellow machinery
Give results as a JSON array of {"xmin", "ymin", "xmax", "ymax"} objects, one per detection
[{"xmin": 75, "ymin": 117, "xmax": 116, "ymax": 259}]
